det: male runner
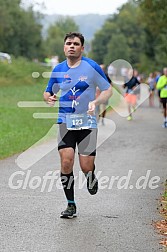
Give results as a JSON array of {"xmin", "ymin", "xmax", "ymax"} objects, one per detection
[{"xmin": 43, "ymin": 32, "xmax": 112, "ymax": 218}]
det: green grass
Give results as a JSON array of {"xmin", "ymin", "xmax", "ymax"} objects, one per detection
[{"xmin": 0, "ymin": 57, "xmax": 56, "ymax": 159}]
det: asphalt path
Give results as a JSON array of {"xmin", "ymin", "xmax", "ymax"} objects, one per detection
[{"xmin": 0, "ymin": 92, "xmax": 166, "ymax": 252}]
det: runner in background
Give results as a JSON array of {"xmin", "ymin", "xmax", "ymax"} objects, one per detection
[
  {"xmin": 155, "ymin": 71, "xmax": 162, "ymax": 108},
  {"xmin": 156, "ymin": 67, "xmax": 167, "ymax": 128},
  {"xmin": 147, "ymin": 72, "xmax": 156, "ymax": 107},
  {"xmin": 123, "ymin": 69, "xmax": 140, "ymax": 121}
]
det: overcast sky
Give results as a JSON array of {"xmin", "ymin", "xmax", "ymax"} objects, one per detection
[{"xmin": 22, "ymin": 0, "xmax": 128, "ymax": 15}]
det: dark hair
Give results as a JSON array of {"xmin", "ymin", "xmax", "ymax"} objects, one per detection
[{"xmin": 64, "ymin": 32, "xmax": 85, "ymax": 46}]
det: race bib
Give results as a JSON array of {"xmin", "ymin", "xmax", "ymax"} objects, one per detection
[{"xmin": 66, "ymin": 114, "xmax": 96, "ymax": 130}]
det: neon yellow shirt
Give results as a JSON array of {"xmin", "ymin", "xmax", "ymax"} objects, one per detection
[{"xmin": 156, "ymin": 75, "xmax": 167, "ymax": 98}]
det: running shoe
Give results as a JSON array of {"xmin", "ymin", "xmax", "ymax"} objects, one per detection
[
  {"xmin": 87, "ymin": 172, "xmax": 98, "ymax": 195},
  {"xmin": 60, "ymin": 204, "xmax": 77, "ymax": 219},
  {"xmin": 127, "ymin": 115, "xmax": 132, "ymax": 121}
]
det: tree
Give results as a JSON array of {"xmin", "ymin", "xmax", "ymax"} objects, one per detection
[
  {"xmin": 0, "ymin": 0, "xmax": 43, "ymax": 59},
  {"xmin": 138, "ymin": 0, "xmax": 167, "ymax": 35},
  {"xmin": 89, "ymin": 0, "xmax": 167, "ymax": 73},
  {"xmin": 154, "ymin": 32, "xmax": 167, "ymax": 70},
  {"xmin": 44, "ymin": 17, "xmax": 79, "ymax": 62},
  {"xmin": 90, "ymin": 2, "xmax": 145, "ymax": 67},
  {"xmin": 89, "ymin": 20, "xmax": 117, "ymax": 64},
  {"xmin": 104, "ymin": 34, "xmax": 131, "ymax": 65},
  {"xmin": 137, "ymin": 0, "xmax": 167, "ymax": 70}
]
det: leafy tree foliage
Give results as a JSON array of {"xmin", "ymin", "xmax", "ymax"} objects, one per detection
[
  {"xmin": 0, "ymin": 0, "xmax": 166, "ymax": 73},
  {"xmin": 104, "ymin": 33, "xmax": 131, "ymax": 64},
  {"xmin": 89, "ymin": 0, "xmax": 167, "ymax": 73},
  {"xmin": 138, "ymin": 0, "xmax": 167, "ymax": 70},
  {"xmin": 0, "ymin": 0, "xmax": 43, "ymax": 59},
  {"xmin": 44, "ymin": 17, "xmax": 79, "ymax": 62}
]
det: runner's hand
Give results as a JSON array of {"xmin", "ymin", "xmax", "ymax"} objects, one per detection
[
  {"xmin": 47, "ymin": 94, "xmax": 57, "ymax": 106},
  {"xmin": 87, "ymin": 101, "xmax": 96, "ymax": 115}
]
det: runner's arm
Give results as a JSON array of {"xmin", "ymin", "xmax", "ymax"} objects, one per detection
[{"xmin": 88, "ymin": 85, "xmax": 112, "ymax": 113}]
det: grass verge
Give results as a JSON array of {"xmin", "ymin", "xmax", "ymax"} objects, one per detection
[{"xmin": 0, "ymin": 58, "xmax": 56, "ymax": 159}]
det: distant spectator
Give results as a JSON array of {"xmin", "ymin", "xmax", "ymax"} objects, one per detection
[
  {"xmin": 147, "ymin": 72, "xmax": 156, "ymax": 107},
  {"xmin": 121, "ymin": 67, "xmax": 128, "ymax": 82},
  {"xmin": 107, "ymin": 63, "xmax": 116, "ymax": 81},
  {"xmin": 44, "ymin": 56, "xmax": 51, "ymax": 66},
  {"xmin": 50, "ymin": 55, "xmax": 59, "ymax": 70}
]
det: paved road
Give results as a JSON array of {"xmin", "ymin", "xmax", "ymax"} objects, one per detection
[{"xmin": 0, "ymin": 93, "xmax": 166, "ymax": 252}]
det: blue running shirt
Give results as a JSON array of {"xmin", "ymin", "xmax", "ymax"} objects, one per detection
[{"xmin": 45, "ymin": 57, "xmax": 110, "ymax": 124}]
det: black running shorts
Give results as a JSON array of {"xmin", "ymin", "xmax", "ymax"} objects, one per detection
[
  {"xmin": 58, "ymin": 123, "xmax": 97, "ymax": 156},
  {"xmin": 161, "ymin": 98, "xmax": 167, "ymax": 109}
]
